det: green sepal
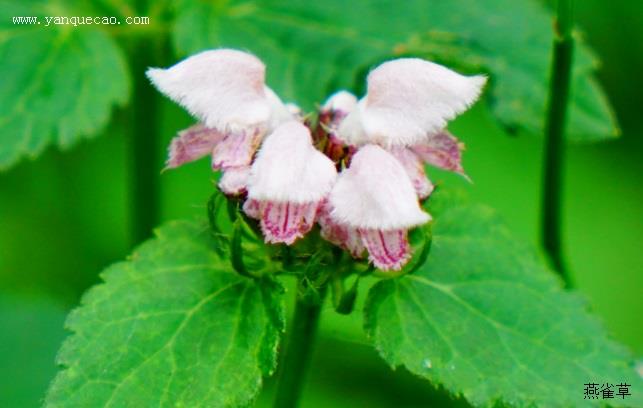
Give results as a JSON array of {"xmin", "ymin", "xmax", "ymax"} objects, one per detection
[{"xmin": 333, "ymin": 275, "xmax": 360, "ymax": 315}]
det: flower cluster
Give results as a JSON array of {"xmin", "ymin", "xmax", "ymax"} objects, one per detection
[{"xmin": 148, "ymin": 49, "xmax": 485, "ymax": 271}]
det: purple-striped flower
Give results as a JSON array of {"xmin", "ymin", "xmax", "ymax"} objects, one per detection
[{"xmin": 149, "ymin": 50, "xmax": 485, "ymax": 271}]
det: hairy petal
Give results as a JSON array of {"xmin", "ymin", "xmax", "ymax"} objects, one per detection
[
  {"xmin": 211, "ymin": 129, "xmax": 262, "ymax": 170},
  {"xmin": 218, "ymin": 166, "xmax": 250, "ymax": 195},
  {"xmin": 336, "ymin": 99, "xmax": 366, "ymax": 146},
  {"xmin": 389, "ymin": 146, "xmax": 435, "ymax": 199},
  {"xmin": 322, "ymin": 90, "xmax": 358, "ymax": 119},
  {"xmin": 339, "ymin": 58, "xmax": 486, "ymax": 147},
  {"xmin": 330, "ymin": 145, "xmax": 430, "ymax": 230},
  {"xmin": 413, "ymin": 130, "xmax": 466, "ymax": 174},
  {"xmin": 147, "ymin": 49, "xmax": 271, "ymax": 131},
  {"xmin": 248, "ymin": 121, "xmax": 337, "ymax": 203},
  {"xmin": 166, "ymin": 124, "xmax": 223, "ymax": 169},
  {"xmin": 260, "ymin": 201, "xmax": 318, "ymax": 245},
  {"xmin": 359, "ymin": 228, "xmax": 411, "ymax": 271},
  {"xmin": 318, "ymin": 91, "xmax": 358, "ymax": 161},
  {"xmin": 285, "ymin": 103, "xmax": 303, "ymax": 119},
  {"xmin": 264, "ymin": 86, "xmax": 297, "ymax": 130},
  {"xmin": 242, "ymin": 198, "xmax": 262, "ymax": 219},
  {"xmin": 317, "ymin": 200, "xmax": 365, "ymax": 258}
]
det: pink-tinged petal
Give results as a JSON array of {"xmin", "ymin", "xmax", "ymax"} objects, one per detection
[
  {"xmin": 320, "ymin": 91, "xmax": 358, "ymax": 159},
  {"xmin": 260, "ymin": 201, "xmax": 319, "ymax": 245},
  {"xmin": 329, "ymin": 145, "xmax": 430, "ymax": 231},
  {"xmin": 322, "ymin": 90, "xmax": 358, "ymax": 121},
  {"xmin": 212, "ymin": 129, "xmax": 262, "ymax": 170},
  {"xmin": 264, "ymin": 86, "xmax": 297, "ymax": 130},
  {"xmin": 218, "ymin": 166, "xmax": 250, "ymax": 195},
  {"xmin": 243, "ymin": 198, "xmax": 262, "ymax": 219},
  {"xmin": 301, "ymin": 201, "xmax": 319, "ymax": 234},
  {"xmin": 359, "ymin": 228, "xmax": 411, "ymax": 271},
  {"xmin": 166, "ymin": 124, "xmax": 223, "ymax": 169},
  {"xmin": 412, "ymin": 130, "xmax": 466, "ymax": 174},
  {"xmin": 147, "ymin": 49, "xmax": 272, "ymax": 131},
  {"xmin": 389, "ymin": 147, "xmax": 435, "ymax": 199},
  {"xmin": 339, "ymin": 59, "xmax": 486, "ymax": 147},
  {"xmin": 247, "ymin": 121, "xmax": 337, "ymax": 203},
  {"xmin": 317, "ymin": 201, "xmax": 365, "ymax": 258}
]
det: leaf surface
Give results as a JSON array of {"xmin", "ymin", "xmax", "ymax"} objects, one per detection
[
  {"xmin": 46, "ymin": 221, "xmax": 284, "ymax": 407},
  {"xmin": 173, "ymin": 0, "xmax": 617, "ymax": 141},
  {"xmin": 0, "ymin": 0, "xmax": 129, "ymax": 169},
  {"xmin": 364, "ymin": 194, "xmax": 642, "ymax": 407}
]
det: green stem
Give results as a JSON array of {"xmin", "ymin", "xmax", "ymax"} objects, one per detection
[
  {"xmin": 542, "ymin": 0, "xmax": 574, "ymax": 286},
  {"xmin": 127, "ymin": 19, "xmax": 171, "ymax": 245},
  {"xmin": 129, "ymin": 42, "xmax": 160, "ymax": 245},
  {"xmin": 273, "ymin": 284, "xmax": 326, "ymax": 408}
]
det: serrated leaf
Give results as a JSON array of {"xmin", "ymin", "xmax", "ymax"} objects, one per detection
[
  {"xmin": 45, "ymin": 221, "xmax": 284, "ymax": 407},
  {"xmin": 364, "ymin": 193, "xmax": 642, "ymax": 407},
  {"xmin": 0, "ymin": 0, "xmax": 130, "ymax": 170},
  {"xmin": 172, "ymin": 0, "xmax": 617, "ymax": 142}
]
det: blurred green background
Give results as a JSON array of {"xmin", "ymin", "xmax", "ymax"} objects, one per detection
[{"xmin": 1, "ymin": 0, "xmax": 641, "ymax": 406}]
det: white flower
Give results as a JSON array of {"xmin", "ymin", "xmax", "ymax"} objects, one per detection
[
  {"xmin": 325, "ymin": 145, "xmax": 430, "ymax": 270},
  {"xmin": 218, "ymin": 166, "xmax": 251, "ymax": 196},
  {"xmin": 317, "ymin": 91, "xmax": 359, "ymax": 162},
  {"xmin": 148, "ymin": 49, "xmax": 294, "ymax": 194},
  {"xmin": 387, "ymin": 130, "xmax": 468, "ymax": 199},
  {"xmin": 412, "ymin": 130, "xmax": 466, "ymax": 174},
  {"xmin": 317, "ymin": 199, "xmax": 365, "ymax": 258},
  {"xmin": 164, "ymin": 124, "xmax": 223, "ymax": 169},
  {"xmin": 151, "ymin": 50, "xmax": 478, "ymax": 269},
  {"xmin": 325, "ymin": 59, "xmax": 479, "ymax": 199},
  {"xmin": 322, "ymin": 90, "xmax": 358, "ymax": 118},
  {"xmin": 148, "ymin": 49, "xmax": 271, "ymax": 131},
  {"xmin": 338, "ymin": 58, "xmax": 486, "ymax": 148},
  {"xmin": 388, "ymin": 146, "xmax": 435, "ymax": 199},
  {"xmin": 244, "ymin": 120, "xmax": 337, "ymax": 245}
]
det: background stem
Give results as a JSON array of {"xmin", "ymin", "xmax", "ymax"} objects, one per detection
[
  {"xmin": 273, "ymin": 285, "xmax": 326, "ymax": 408},
  {"xmin": 542, "ymin": 0, "xmax": 574, "ymax": 286},
  {"xmin": 128, "ymin": 35, "xmax": 168, "ymax": 246}
]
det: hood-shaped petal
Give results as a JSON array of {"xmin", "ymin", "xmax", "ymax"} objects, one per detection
[
  {"xmin": 147, "ymin": 49, "xmax": 271, "ymax": 131},
  {"xmin": 218, "ymin": 166, "xmax": 251, "ymax": 195},
  {"xmin": 247, "ymin": 121, "xmax": 337, "ymax": 203},
  {"xmin": 330, "ymin": 145, "xmax": 430, "ymax": 230},
  {"xmin": 322, "ymin": 90, "xmax": 358, "ymax": 115},
  {"xmin": 339, "ymin": 58, "xmax": 486, "ymax": 147},
  {"xmin": 264, "ymin": 86, "xmax": 297, "ymax": 130}
]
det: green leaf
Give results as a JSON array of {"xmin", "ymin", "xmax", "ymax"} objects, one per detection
[
  {"xmin": 364, "ymin": 193, "xmax": 642, "ymax": 407},
  {"xmin": 0, "ymin": 0, "xmax": 130, "ymax": 170},
  {"xmin": 172, "ymin": 0, "xmax": 617, "ymax": 142},
  {"xmin": 45, "ymin": 221, "xmax": 284, "ymax": 407}
]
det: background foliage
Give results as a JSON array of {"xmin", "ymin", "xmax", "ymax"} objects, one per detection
[{"xmin": 0, "ymin": 0, "xmax": 641, "ymax": 406}]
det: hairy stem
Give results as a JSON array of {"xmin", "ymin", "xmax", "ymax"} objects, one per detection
[
  {"xmin": 542, "ymin": 0, "xmax": 574, "ymax": 286},
  {"xmin": 273, "ymin": 284, "xmax": 326, "ymax": 407}
]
